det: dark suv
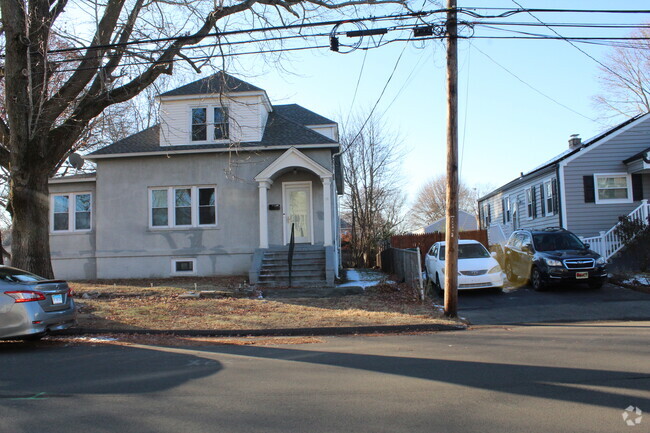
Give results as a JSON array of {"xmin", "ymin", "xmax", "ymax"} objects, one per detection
[{"xmin": 503, "ymin": 227, "xmax": 607, "ymax": 291}]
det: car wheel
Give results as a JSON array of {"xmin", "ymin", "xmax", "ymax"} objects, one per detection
[
  {"xmin": 531, "ymin": 267, "xmax": 546, "ymax": 291},
  {"xmin": 435, "ymin": 274, "xmax": 443, "ymax": 296},
  {"xmin": 505, "ymin": 260, "xmax": 517, "ymax": 282}
]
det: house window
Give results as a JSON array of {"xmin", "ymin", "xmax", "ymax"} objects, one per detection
[
  {"xmin": 525, "ymin": 188, "xmax": 538, "ymax": 219},
  {"xmin": 171, "ymin": 258, "xmax": 197, "ymax": 275},
  {"xmin": 150, "ymin": 186, "xmax": 217, "ymax": 228},
  {"xmin": 174, "ymin": 188, "xmax": 192, "ymax": 226},
  {"xmin": 191, "ymin": 106, "xmax": 229, "ymax": 142},
  {"xmin": 191, "ymin": 108, "xmax": 207, "ymax": 141},
  {"xmin": 543, "ymin": 179, "xmax": 557, "ymax": 216},
  {"xmin": 482, "ymin": 203, "xmax": 491, "ymax": 227},
  {"xmin": 213, "ymin": 107, "xmax": 229, "ymax": 140},
  {"xmin": 594, "ymin": 173, "xmax": 632, "ymax": 204},
  {"xmin": 503, "ymin": 197, "xmax": 511, "ymax": 223},
  {"xmin": 52, "ymin": 193, "xmax": 92, "ymax": 232}
]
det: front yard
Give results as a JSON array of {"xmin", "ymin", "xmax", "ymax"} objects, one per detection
[{"xmin": 71, "ymin": 274, "xmax": 455, "ymax": 332}]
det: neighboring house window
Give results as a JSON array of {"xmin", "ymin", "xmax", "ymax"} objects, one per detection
[
  {"xmin": 543, "ymin": 179, "xmax": 558, "ymax": 216},
  {"xmin": 191, "ymin": 106, "xmax": 229, "ymax": 142},
  {"xmin": 502, "ymin": 197, "xmax": 511, "ymax": 223},
  {"xmin": 594, "ymin": 173, "xmax": 633, "ymax": 204},
  {"xmin": 482, "ymin": 203, "xmax": 491, "ymax": 227},
  {"xmin": 525, "ymin": 187, "xmax": 537, "ymax": 219},
  {"xmin": 150, "ymin": 186, "xmax": 217, "ymax": 228},
  {"xmin": 52, "ymin": 193, "xmax": 92, "ymax": 232}
]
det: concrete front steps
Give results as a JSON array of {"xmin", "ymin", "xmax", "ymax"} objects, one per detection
[{"xmin": 251, "ymin": 244, "xmax": 334, "ymax": 288}]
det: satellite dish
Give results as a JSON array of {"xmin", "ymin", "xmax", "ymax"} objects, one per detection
[{"xmin": 68, "ymin": 153, "xmax": 84, "ymax": 170}]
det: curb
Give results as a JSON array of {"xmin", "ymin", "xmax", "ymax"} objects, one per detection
[{"xmin": 60, "ymin": 323, "xmax": 467, "ymax": 338}]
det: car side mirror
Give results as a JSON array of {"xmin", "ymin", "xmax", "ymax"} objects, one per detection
[
  {"xmin": 583, "ymin": 243, "xmax": 590, "ymax": 250},
  {"xmin": 491, "ymin": 251, "xmax": 497, "ymax": 258},
  {"xmin": 523, "ymin": 243, "xmax": 533, "ymax": 253}
]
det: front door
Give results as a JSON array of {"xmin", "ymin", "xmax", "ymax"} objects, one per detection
[{"xmin": 283, "ymin": 182, "xmax": 312, "ymax": 244}]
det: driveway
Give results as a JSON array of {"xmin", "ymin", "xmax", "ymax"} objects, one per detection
[{"xmin": 449, "ymin": 282, "xmax": 650, "ymax": 325}]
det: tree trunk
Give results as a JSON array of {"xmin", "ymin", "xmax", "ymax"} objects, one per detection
[{"xmin": 10, "ymin": 169, "xmax": 54, "ymax": 278}]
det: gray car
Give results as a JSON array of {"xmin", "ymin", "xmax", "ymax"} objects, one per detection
[{"xmin": 0, "ymin": 266, "xmax": 76, "ymax": 340}]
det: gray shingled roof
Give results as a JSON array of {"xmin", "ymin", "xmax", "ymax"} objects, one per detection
[
  {"xmin": 159, "ymin": 71, "xmax": 262, "ymax": 97},
  {"xmin": 90, "ymin": 108, "xmax": 337, "ymax": 156},
  {"xmin": 274, "ymin": 104, "xmax": 335, "ymax": 125}
]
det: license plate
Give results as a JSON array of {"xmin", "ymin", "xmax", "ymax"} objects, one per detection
[
  {"xmin": 51, "ymin": 294, "xmax": 63, "ymax": 304},
  {"xmin": 576, "ymin": 272, "xmax": 588, "ymax": 279}
]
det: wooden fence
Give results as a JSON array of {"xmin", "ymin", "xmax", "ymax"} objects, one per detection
[{"xmin": 390, "ymin": 229, "xmax": 489, "ymax": 266}]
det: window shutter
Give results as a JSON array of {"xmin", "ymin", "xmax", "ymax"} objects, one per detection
[
  {"xmin": 487, "ymin": 204, "xmax": 491, "ymax": 224},
  {"xmin": 583, "ymin": 176, "xmax": 595, "ymax": 203},
  {"xmin": 552, "ymin": 178, "xmax": 559, "ymax": 214},
  {"xmin": 632, "ymin": 174, "xmax": 644, "ymax": 201},
  {"xmin": 540, "ymin": 185, "xmax": 546, "ymax": 215},
  {"xmin": 531, "ymin": 187, "xmax": 537, "ymax": 218},
  {"xmin": 502, "ymin": 198, "xmax": 506, "ymax": 224}
]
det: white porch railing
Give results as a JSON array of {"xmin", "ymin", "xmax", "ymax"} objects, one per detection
[
  {"xmin": 487, "ymin": 223, "xmax": 512, "ymax": 247},
  {"xmin": 582, "ymin": 199, "xmax": 649, "ymax": 260}
]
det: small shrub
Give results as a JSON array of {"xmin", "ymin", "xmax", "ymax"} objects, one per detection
[{"xmin": 614, "ymin": 215, "xmax": 650, "ymax": 272}]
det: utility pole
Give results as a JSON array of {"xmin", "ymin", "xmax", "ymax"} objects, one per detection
[{"xmin": 444, "ymin": 0, "xmax": 459, "ymax": 317}]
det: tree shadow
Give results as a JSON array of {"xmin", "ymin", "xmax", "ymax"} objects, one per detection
[
  {"xmin": 195, "ymin": 344, "xmax": 649, "ymax": 410},
  {"xmin": 0, "ymin": 343, "xmax": 222, "ymax": 397}
]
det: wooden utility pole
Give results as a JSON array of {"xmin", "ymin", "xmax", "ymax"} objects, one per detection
[{"xmin": 444, "ymin": 0, "xmax": 459, "ymax": 317}]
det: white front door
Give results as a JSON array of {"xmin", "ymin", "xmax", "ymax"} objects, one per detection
[{"xmin": 283, "ymin": 182, "xmax": 313, "ymax": 244}]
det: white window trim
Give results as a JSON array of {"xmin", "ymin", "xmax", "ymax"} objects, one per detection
[
  {"xmin": 149, "ymin": 185, "xmax": 218, "ymax": 229},
  {"xmin": 543, "ymin": 179, "xmax": 555, "ymax": 217},
  {"xmin": 593, "ymin": 173, "xmax": 633, "ymax": 205},
  {"xmin": 188, "ymin": 105, "xmax": 230, "ymax": 144},
  {"xmin": 171, "ymin": 258, "xmax": 197, "ymax": 276},
  {"xmin": 51, "ymin": 192, "xmax": 93, "ymax": 233},
  {"xmin": 525, "ymin": 188, "xmax": 533, "ymax": 220}
]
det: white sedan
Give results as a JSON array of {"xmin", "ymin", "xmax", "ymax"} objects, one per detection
[{"xmin": 425, "ymin": 240, "xmax": 504, "ymax": 292}]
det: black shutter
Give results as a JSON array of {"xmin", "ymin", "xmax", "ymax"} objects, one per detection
[
  {"xmin": 552, "ymin": 178, "xmax": 559, "ymax": 214},
  {"xmin": 583, "ymin": 176, "xmax": 595, "ymax": 203},
  {"xmin": 632, "ymin": 174, "xmax": 644, "ymax": 201},
  {"xmin": 540, "ymin": 185, "xmax": 546, "ymax": 215},
  {"xmin": 502, "ymin": 198, "xmax": 506, "ymax": 224},
  {"xmin": 487, "ymin": 203, "xmax": 491, "ymax": 224},
  {"xmin": 531, "ymin": 187, "xmax": 537, "ymax": 218}
]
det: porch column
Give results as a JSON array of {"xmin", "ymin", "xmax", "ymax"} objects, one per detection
[
  {"xmin": 258, "ymin": 180, "xmax": 272, "ymax": 248},
  {"xmin": 322, "ymin": 177, "xmax": 333, "ymax": 246}
]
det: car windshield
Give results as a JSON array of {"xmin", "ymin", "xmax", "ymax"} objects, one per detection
[
  {"xmin": 439, "ymin": 243, "xmax": 490, "ymax": 259},
  {"xmin": 0, "ymin": 268, "xmax": 46, "ymax": 283},
  {"xmin": 532, "ymin": 233, "xmax": 585, "ymax": 252}
]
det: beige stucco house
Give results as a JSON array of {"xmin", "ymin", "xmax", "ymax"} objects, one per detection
[{"xmin": 49, "ymin": 72, "xmax": 343, "ymax": 286}]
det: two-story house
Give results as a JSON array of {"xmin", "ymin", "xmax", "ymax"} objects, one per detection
[
  {"xmin": 478, "ymin": 112, "xmax": 650, "ymax": 259},
  {"xmin": 48, "ymin": 72, "xmax": 343, "ymax": 286}
]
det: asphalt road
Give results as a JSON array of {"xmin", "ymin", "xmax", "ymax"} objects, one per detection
[
  {"xmin": 452, "ymin": 282, "xmax": 650, "ymax": 325},
  {"xmin": 1, "ymin": 322, "xmax": 649, "ymax": 433}
]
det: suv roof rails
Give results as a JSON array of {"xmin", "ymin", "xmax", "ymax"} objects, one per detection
[{"xmin": 540, "ymin": 226, "xmax": 566, "ymax": 232}]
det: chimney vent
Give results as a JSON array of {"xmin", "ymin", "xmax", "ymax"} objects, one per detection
[{"xmin": 569, "ymin": 134, "xmax": 581, "ymax": 149}]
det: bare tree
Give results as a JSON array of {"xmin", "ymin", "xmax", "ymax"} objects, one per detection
[
  {"xmin": 408, "ymin": 175, "xmax": 476, "ymax": 230},
  {"xmin": 0, "ymin": 0, "xmax": 405, "ymax": 277},
  {"xmin": 341, "ymin": 113, "xmax": 406, "ymax": 268},
  {"xmin": 594, "ymin": 27, "xmax": 650, "ymax": 120}
]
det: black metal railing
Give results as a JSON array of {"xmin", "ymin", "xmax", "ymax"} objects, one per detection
[{"xmin": 288, "ymin": 223, "xmax": 295, "ymax": 287}]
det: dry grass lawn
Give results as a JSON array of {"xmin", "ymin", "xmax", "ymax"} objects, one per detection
[{"xmin": 70, "ymin": 276, "xmax": 455, "ymax": 331}]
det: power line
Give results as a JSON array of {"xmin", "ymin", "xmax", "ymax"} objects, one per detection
[{"xmin": 470, "ymin": 43, "xmax": 604, "ymax": 125}]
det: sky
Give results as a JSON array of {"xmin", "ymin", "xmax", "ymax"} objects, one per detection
[{"xmin": 212, "ymin": 0, "xmax": 650, "ymax": 206}]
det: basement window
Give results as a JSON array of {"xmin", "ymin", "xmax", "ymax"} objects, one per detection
[{"xmin": 171, "ymin": 258, "xmax": 196, "ymax": 276}]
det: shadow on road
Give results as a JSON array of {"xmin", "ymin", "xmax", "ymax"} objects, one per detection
[
  {"xmin": 199, "ymin": 342, "xmax": 649, "ymax": 410},
  {"xmin": 0, "ymin": 342, "xmax": 222, "ymax": 397}
]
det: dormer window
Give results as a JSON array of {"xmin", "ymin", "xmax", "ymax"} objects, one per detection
[{"xmin": 191, "ymin": 106, "xmax": 229, "ymax": 142}]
